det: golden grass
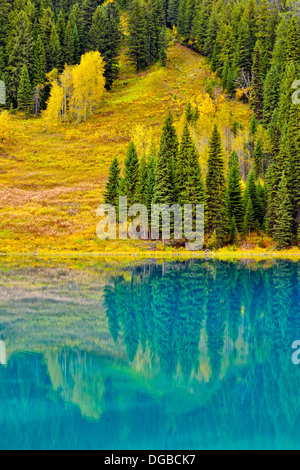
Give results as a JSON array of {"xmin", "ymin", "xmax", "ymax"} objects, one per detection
[{"xmin": 0, "ymin": 44, "xmax": 268, "ymax": 256}]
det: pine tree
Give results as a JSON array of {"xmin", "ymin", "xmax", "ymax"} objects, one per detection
[
  {"xmin": 221, "ymin": 58, "xmax": 230, "ymax": 91},
  {"xmin": 273, "ymin": 172, "xmax": 293, "ymax": 249},
  {"xmin": 72, "ymin": 23, "xmax": 81, "ymax": 64},
  {"xmin": 145, "ymin": 153, "xmax": 157, "ymax": 212},
  {"xmin": 253, "ymin": 138, "xmax": 264, "ymax": 178},
  {"xmin": 7, "ymin": 10, "xmax": 33, "ymax": 106},
  {"xmin": 277, "ymin": 61, "xmax": 296, "ymax": 136},
  {"xmin": 49, "ymin": 26, "xmax": 61, "ymax": 71},
  {"xmin": 228, "ymin": 150, "xmax": 244, "ymax": 231},
  {"xmin": 136, "ymin": 154, "xmax": 148, "ymax": 205},
  {"xmin": 263, "ymin": 65, "xmax": 280, "ymax": 127},
  {"xmin": 177, "ymin": 122, "xmax": 205, "ymax": 206},
  {"xmin": 206, "ymin": 124, "xmax": 228, "ymax": 244},
  {"xmin": 285, "ymin": 16, "xmax": 300, "ymax": 65},
  {"xmin": 32, "ymin": 35, "xmax": 46, "ymax": 88},
  {"xmin": 89, "ymin": 3, "xmax": 121, "ymax": 90},
  {"xmin": 244, "ymin": 169, "xmax": 261, "ymax": 225},
  {"xmin": 81, "ymin": 0, "xmax": 94, "ymax": 48},
  {"xmin": 39, "ymin": 6, "xmax": 54, "ymax": 72},
  {"xmin": 284, "ymin": 103, "xmax": 300, "ymax": 235},
  {"xmin": 185, "ymin": 102, "xmax": 193, "ymax": 122},
  {"xmin": 243, "ymin": 197, "xmax": 255, "ymax": 234},
  {"xmin": 104, "ymin": 157, "xmax": 121, "ymax": 208},
  {"xmin": 251, "ymin": 40, "xmax": 264, "ymax": 119},
  {"xmin": 234, "ymin": 19, "xmax": 254, "ymax": 74},
  {"xmin": 56, "ymin": 9, "xmax": 66, "ymax": 50},
  {"xmin": 230, "ymin": 216, "xmax": 238, "ymax": 245},
  {"xmin": 127, "ymin": 0, "xmax": 149, "ymax": 72},
  {"xmin": 64, "ymin": 20, "xmax": 74, "ymax": 65},
  {"xmin": 167, "ymin": 0, "xmax": 180, "ymax": 27},
  {"xmin": 17, "ymin": 64, "xmax": 33, "ymax": 115},
  {"xmin": 121, "ymin": 141, "xmax": 140, "ymax": 206},
  {"xmin": 153, "ymin": 111, "xmax": 178, "ymax": 204}
]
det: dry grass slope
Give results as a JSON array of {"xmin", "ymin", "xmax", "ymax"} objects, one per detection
[{"xmin": 0, "ymin": 45, "xmax": 257, "ymax": 255}]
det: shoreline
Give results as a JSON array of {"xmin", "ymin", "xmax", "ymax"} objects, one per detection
[{"xmin": 1, "ymin": 250, "xmax": 300, "ymax": 260}]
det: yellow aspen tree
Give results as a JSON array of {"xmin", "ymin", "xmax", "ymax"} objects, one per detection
[
  {"xmin": 71, "ymin": 51, "xmax": 105, "ymax": 123},
  {"xmin": 43, "ymin": 81, "xmax": 64, "ymax": 131},
  {"xmin": 0, "ymin": 111, "xmax": 12, "ymax": 145}
]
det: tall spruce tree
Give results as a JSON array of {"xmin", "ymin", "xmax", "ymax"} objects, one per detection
[
  {"xmin": 177, "ymin": 122, "xmax": 205, "ymax": 206},
  {"xmin": 285, "ymin": 16, "xmax": 300, "ymax": 65},
  {"xmin": 121, "ymin": 141, "xmax": 140, "ymax": 206},
  {"xmin": 251, "ymin": 40, "xmax": 264, "ymax": 119},
  {"xmin": 104, "ymin": 157, "xmax": 121, "ymax": 208},
  {"xmin": 228, "ymin": 150, "xmax": 244, "ymax": 231},
  {"xmin": 153, "ymin": 111, "xmax": 178, "ymax": 205},
  {"xmin": 127, "ymin": 0, "xmax": 149, "ymax": 71},
  {"xmin": 136, "ymin": 154, "xmax": 148, "ymax": 205},
  {"xmin": 263, "ymin": 65, "xmax": 280, "ymax": 127},
  {"xmin": 273, "ymin": 172, "xmax": 293, "ymax": 248},
  {"xmin": 17, "ymin": 64, "xmax": 33, "ymax": 115},
  {"xmin": 206, "ymin": 124, "xmax": 228, "ymax": 244},
  {"xmin": 253, "ymin": 138, "xmax": 264, "ymax": 178},
  {"xmin": 89, "ymin": 3, "xmax": 121, "ymax": 90}
]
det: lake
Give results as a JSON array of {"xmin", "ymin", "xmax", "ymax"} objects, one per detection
[{"xmin": 0, "ymin": 258, "xmax": 300, "ymax": 450}]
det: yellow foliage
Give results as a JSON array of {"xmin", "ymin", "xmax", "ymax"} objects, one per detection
[
  {"xmin": 43, "ymin": 81, "xmax": 64, "ymax": 131},
  {"xmin": 44, "ymin": 51, "xmax": 105, "ymax": 128},
  {"xmin": 0, "ymin": 110, "xmax": 13, "ymax": 145},
  {"xmin": 131, "ymin": 124, "xmax": 154, "ymax": 156},
  {"xmin": 235, "ymin": 87, "xmax": 252, "ymax": 101},
  {"xmin": 256, "ymin": 124, "xmax": 272, "ymax": 154},
  {"xmin": 197, "ymin": 93, "xmax": 216, "ymax": 116},
  {"xmin": 71, "ymin": 51, "xmax": 106, "ymax": 123}
]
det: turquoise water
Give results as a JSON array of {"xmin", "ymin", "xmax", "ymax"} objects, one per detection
[{"xmin": 1, "ymin": 259, "xmax": 300, "ymax": 450}]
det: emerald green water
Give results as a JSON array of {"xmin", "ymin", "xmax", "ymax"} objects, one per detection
[{"xmin": 0, "ymin": 259, "xmax": 300, "ymax": 450}]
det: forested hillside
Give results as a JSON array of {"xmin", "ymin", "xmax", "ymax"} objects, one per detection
[{"xmin": 1, "ymin": 0, "xmax": 300, "ymax": 253}]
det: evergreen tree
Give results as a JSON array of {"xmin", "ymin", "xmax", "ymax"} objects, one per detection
[
  {"xmin": 104, "ymin": 157, "xmax": 121, "ymax": 208},
  {"xmin": 7, "ymin": 10, "xmax": 33, "ymax": 106},
  {"xmin": 206, "ymin": 124, "xmax": 228, "ymax": 244},
  {"xmin": 177, "ymin": 122, "xmax": 205, "ymax": 207},
  {"xmin": 64, "ymin": 20, "xmax": 74, "ymax": 65},
  {"xmin": 56, "ymin": 9, "xmax": 66, "ymax": 51},
  {"xmin": 121, "ymin": 141, "xmax": 140, "ymax": 206},
  {"xmin": 167, "ymin": 0, "xmax": 180, "ymax": 27},
  {"xmin": 244, "ymin": 169, "xmax": 261, "ymax": 224},
  {"xmin": 136, "ymin": 154, "xmax": 148, "ymax": 205},
  {"xmin": 145, "ymin": 153, "xmax": 157, "ymax": 211},
  {"xmin": 49, "ymin": 26, "xmax": 61, "ymax": 70},
  {"xmin": 251, "ymin": 40, "xmax": 264, "ymax": 119},
  {"xmin": 230, "ymin": 216, "xmax": 238, "ymax": 244},
  {"xmin": 253, "ymin": 138, "xmax": 264, "ymax": 178},
  {"xmin": 285, "ymin": 16, "xmax": 300, "ymax": 65},
  {"xmin": 81, "ymin": 0, "xmax": 94, "ymax": 47},
  {"xmin": 277, "ymin": 61, "xmax": 296, "ymax": 136},
  {"xmin": 39, "ymin": 6, "xmax": 54, "ymax": 72},
  {"xmin": 127, "ymin": 0, "xmax": 149, "ymax": 71},
  {"xmin": 32, "ymin": 35, "xmax": 46, "ymax": 88},
  {"xmin": 263, "ymin": 65, "xmax": 280, "ymax": 127},
  {"xmin": 228, "ymin": 150, "xmax": 244, "ymax": 231},
  {"xmin": 17, "ymin": 64, "xmax": 33, "ymax": 115},
  {"xmin": 89, "ymin": 3, "xmax": 121, "ymax": 89},
  {"xmin": 153, "ymin": 111, "xmax": 178, "ymax": 205},
  {"xmin": 273, "ymin": 172, "xmax": 293, "ymax": 248},
  {"xmin": 244, "ymin": 197, "xmax": 255, "ymax": 234}
]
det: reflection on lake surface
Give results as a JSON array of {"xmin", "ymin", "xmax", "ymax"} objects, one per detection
[{"xmin": 0, "ymin": 259, "xmax": 300, "ymax": 450}]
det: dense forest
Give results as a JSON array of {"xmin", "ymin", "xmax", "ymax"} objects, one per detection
[
  {"xmin": 1, "ymin": 0, "xmax": 300, "ymax": 250},
  {"xmin": 104, "ymin": 0, "xmax": 300, "ymax": 250}
]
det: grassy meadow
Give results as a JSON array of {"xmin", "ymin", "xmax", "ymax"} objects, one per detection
[{"xmin": 1, "ymin": 44, "xmax": 289, "ymax": 257}]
